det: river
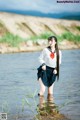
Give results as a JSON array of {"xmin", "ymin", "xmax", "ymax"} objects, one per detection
[{"xmin": 0, "ymin": 49, "xmax": 80, "ymax": 120}]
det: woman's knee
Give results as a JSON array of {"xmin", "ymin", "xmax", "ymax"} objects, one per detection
[
  {"xmin": 41, "ymin": 86, "xmax": 45, "ymax": 93},
  {"xmin": 48, "ymin": 83, "xmax": 54, "ymax": 94}
]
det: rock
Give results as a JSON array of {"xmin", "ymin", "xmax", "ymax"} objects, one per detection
[
  {"xmin": 36, "ymin": 39, "xmax": 48, "ymax": 46},
  {"xmin": 7, "ymin": 47, "xmax": 19, "ymax": 53},
  {"xmin": 26, "ymin": 40, "xmax": 33, "ymax": 46},
  {"xmin": 0, "ymin": 40, "xmax": 80, "ymax": 54},
  {"xmin": 59, "ymin": 40, "xmax": 79, "ymax": 49},
  {"xmin": 0, "ymin": 43, "xmax": 8, "ymax": 53}
]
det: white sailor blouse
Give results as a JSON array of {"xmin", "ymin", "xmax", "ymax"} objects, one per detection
[{"xmin": 38, "ymin": 48, "xmax": 62, "ymax": 68}]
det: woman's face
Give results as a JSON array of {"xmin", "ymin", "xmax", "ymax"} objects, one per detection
[{"xmin": 48, "ymin": 38, "xmax": 56, "ymax": 47}]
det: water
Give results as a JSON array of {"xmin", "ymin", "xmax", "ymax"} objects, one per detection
[{"xmin": 0, "ymin": 50, "xmax": 80, "ymax": 120}]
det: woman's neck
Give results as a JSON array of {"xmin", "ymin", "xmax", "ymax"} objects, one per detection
[{"xmin": 50, "ymin": 46, "xmax": 55, "ymax": 52}]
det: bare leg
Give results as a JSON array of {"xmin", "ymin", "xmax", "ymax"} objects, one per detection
[
  {"xmin": 48, "ymin": 83, "xmax": 54, "ymax": 95},
  {"xmin": 47, "ymin": 93, "xmax": 54, "ymax": 101},
  {"xmin": 39, "ymin": 95, "xmax": 45, "ymax": 109},
  {"xmin": 39, "ymin": 78, "xmax": 46, "ymax": 96}
]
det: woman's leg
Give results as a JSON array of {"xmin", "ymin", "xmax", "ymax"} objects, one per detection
[
  {"xmin": 48, "ymin": 83, "xmax": 54, "ymax": 95},
  {"xmin": 39, "ymin": 95, "xmax": 45, "ymax": 109},
  {"xmin": 39, "ymin": 78, "xmax": 46, "ymax": 96}
]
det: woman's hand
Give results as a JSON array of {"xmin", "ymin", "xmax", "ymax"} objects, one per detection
[
  {"xmin": 53, "ymin": 69, "xmax": 57, "ymax": 74},
  {"xmin": 42, "ymin": 65, "xmax": 46, "ymax": 70}
]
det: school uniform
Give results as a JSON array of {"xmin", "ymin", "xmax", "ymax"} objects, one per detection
[{"xmin": 37, "ymin": 47, "xmax": 62, "ymax": 87}]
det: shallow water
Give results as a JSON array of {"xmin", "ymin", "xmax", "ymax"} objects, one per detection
[{"xmin": 0, "ymin": 49, "xmax": 80, "ymax": 120}]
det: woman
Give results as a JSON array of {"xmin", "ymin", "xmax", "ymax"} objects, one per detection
[{"xmin": 37, "ymin": 36, "xmax": 62, "ymax": 96}]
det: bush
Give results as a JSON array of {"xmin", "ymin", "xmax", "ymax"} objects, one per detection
[
  {"xmin": 57, "ymin": 32, "xmax": 80, "ymax": 44},
  {"xmin": 28, "ymin": 31, "xmax": 54, "ymax": 43},
  {"xmin": 0, "ymin": 33, "xmax": 24, "ymax": 47}
]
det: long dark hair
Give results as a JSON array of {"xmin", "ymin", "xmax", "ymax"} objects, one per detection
[{"xmin": 48, "ymin": 36, "xmax": 59, "ymax": 80}]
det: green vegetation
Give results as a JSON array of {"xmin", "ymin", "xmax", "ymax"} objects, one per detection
[
  {"xmin": 28, "ymin": 31, "xmax": 80, "ymax": 44},
  {"xmin": 57, "ymin": 32, "xmax": 80, "ymax": 44},
  {"xmin": 28, "ymin": 31, "xmax": 53, "ymax": 43},
  {"xmin": 22, "ymin": 90, "xmax": 69, "ymax": 120},
  {"xmin": 76, "ymin": 26, "xmax": 80, "ymax": 31},
  {"xmin": 0, "ymin": 32, "xmax": 24, "ymax": 47},
  {"xmin": 0, "ymin": 31, "xmax": 80, "ymax": 47},
  {"xmin": 1, "ymin": 101, "xmax": 9, "ymax": 113},
  {"xmin": 22, "ymin": 89, "xmax": 38, "ymax": 120}
]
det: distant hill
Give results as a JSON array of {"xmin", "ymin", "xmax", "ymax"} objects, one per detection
[
  {"xmin": 0, "ymin": 9, "xmax": 80, "ymax": 20},
  {"xmin": 0, "ymin": 12, "xmax": 80, "ymax": 53},
  {"xmin": 0, "ymin": 12, "xmax": 80, "ymax": 39}
]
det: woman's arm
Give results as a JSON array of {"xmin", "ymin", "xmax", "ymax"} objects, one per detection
[
  {"xmin": 38, "ymin": 49, "xmax": 46, "ymax": 70},
  {"xmin": 38, "ymin": 49, "xmax": 45, "ymax": 65}
]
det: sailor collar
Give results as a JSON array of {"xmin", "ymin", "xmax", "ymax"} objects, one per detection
[{"xmin": 47, "ymin": 46, "xmax": 56, "ymax": 59}]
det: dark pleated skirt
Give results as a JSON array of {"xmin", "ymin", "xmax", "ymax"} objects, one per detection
[{"xmin": 37, "ymin": 66, "xmax": 57, "ymax": 87}]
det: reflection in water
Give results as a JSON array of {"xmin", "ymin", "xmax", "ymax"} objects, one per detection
[
  {"xmin": 38, "ymin": 95, "xmax": 45, "ymax": 110},
  {"xmin": 38, "ymin": 94, "xmax": 59, "ymax": 114},
  {"xmin": 37, "ymin": 95, "xmax": 70, "ymax": 120},
  {"xmin": 47, "ymin": 94, "xmax": 59, "ymax": 113}
]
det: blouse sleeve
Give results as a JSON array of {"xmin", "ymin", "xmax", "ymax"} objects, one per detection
[
  {"xmin": 59, "ymin": 50, "xmax": 62, "ymax": 65},
  {"xmin": 38, "ymin": 49, "xmax": 46, "ymax": 65}
]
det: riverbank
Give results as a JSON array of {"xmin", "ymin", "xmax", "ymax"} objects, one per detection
[
  {"xmin": 0, "ymin": 12, "xmax": 80, "ymax": 53},
  {"xmin": 0, "ymin": 40, "xmax": 80, "ymax": 54}
]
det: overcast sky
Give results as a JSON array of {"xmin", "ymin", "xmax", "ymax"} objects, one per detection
[{"xmin": 0, "ymin": 0, "xmax": 80, "ymax": 13}]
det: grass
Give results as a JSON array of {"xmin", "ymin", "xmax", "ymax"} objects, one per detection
[
  {"xmin": 0, "ymin": 31, "xmax": 80, "ymax": 47},
  {"xmin": 28, "ymin": 31, "xmax": 80, "ymax": 44},
  {"xmin": 21, "ymin": 89, "xmax": 39, "ymax": 120},
  {"xmin": 0, "ymin": 32, "xmax": 24, "ymax": 47},
  {"xmin": 76, "ymin": 26, "xmax": 80, "ymax": 31},
  {"xmin": 28, "ymin": 31, "xmax": 53, "ymax": 43},
  {"xmin": 1, "ymin": 101, "xmax": 9, "ymax": 113},
  {"xmin": 57, "ymin": 32, "xmax": 80, "ymax": 44},
  {"xmin": 21, "ymin": 90, "xmax": 70, "ymax": 120}
]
